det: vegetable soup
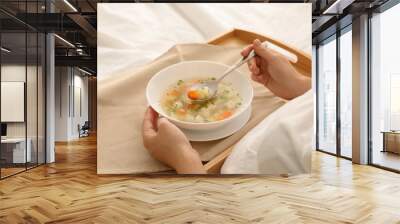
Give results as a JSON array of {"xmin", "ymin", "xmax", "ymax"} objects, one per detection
[{"xmin": 160, "ymin": 78, "xmax": 242, "ymax": 123}]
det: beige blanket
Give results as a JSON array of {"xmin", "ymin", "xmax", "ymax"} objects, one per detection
[{"xmin": 98, "ymin": 44, "xmax": 285, "ymax": 174}]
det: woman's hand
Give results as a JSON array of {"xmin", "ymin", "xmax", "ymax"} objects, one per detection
[
  {"xmin": 241, "ymin": 39, "xmax": 311, "ymax": 100},
  {"xmin": 142, "ymin": 107, "xmax": 206, "ymax": 174}
]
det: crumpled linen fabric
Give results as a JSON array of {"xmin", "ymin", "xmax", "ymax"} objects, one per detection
[{"xmin": 221, "ymin": 90, "xmax": 313, "ymax": 174}]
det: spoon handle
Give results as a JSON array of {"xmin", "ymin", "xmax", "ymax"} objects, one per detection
[
  {"xmin": 216, "ymin": 41, "xmax": 297, "ymax": 84},
  {"xmin": 216, "ymin": 50, "xmax": 257, "ymax": 83}
]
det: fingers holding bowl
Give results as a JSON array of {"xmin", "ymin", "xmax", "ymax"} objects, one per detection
[{"xmin": 143, "ymin": 107, "xmax": 158, "ymax": 137}]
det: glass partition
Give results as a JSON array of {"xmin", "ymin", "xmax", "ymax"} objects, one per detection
[
  {"xmin": 0, "ymin": 2, "xmax": 46, "ymax": 179},
  {"xmin": 28, "ymin": 0, "xmax": 37, "ymax": 170},
  {"xmin": 27, "ymin": 30, "xmax": 38, "ymax": 169},
  {"xmin": 1, "ymin": 31, "xmax": 28, "ymax": 177}
]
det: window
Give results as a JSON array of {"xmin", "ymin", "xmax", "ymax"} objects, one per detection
[
  {"xmin": 316, "ymin": 25, "xmax": 353, "ymax": 159},
  {"xmin": 339, "ymin": 27, "xmax": 352, "ymax": 158},
  {"xmin": 317, "ymin": 36, "xmax": 337, "ymax": 154},
  {"xmin": 370, "ymin": 3, "xmax": 400, "ymax": 171},
  {"xmin": 390, "ymin": 74, "xmax": 400, "ymax": 130}
]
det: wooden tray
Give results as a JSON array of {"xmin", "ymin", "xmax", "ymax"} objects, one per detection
[{"xmin": 204, "ymin": 29, "xmax": 311, "ymax": 174}]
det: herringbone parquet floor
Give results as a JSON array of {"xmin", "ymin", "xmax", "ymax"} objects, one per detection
[{"xmin": 1, "ymin": 134, "xmax": 400, "ymax": 224}]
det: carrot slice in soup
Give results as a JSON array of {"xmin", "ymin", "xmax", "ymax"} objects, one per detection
[
  {"xmin": 218, "ymin": 111, "xmax": 232, "ymax": 120},
  {"xmin": 188, "ymin": 104, "xmax": 200, "ymax": 110},
  {"xmin": 177, "ymin": 108, "xmax": 186, "ymax": 116},
  {"xmin": 187, "ymin": 90, "xmax": 200, "ymax": 100}
]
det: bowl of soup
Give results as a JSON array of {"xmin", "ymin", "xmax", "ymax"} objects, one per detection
[{"xmin": 146, "ymin": 61, "xmax": 253, "ymax": 130}]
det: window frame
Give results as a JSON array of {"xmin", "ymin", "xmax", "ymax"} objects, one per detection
[{"xmin": 315, "ymin": 23, "xmax": 353, "ymax": 161}]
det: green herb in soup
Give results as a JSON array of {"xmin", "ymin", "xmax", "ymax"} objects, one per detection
[{"xmin": 161, "ymin": 78, "xmax": 242, "ymax": 123}]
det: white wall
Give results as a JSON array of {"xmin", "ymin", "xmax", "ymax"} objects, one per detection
[
  {"xmin": 54, "ymin": 67, "xmax": 89, "ymax": 141},
  {"xmin": 55, "ymin": 67, "xmax": 70, "ymax": 141},
  {"xmin": 1, "ymin": 65, "xmax": 26, "ymax": 137},
  {"xmin": 71, "ymin": 73, "xmax": 89, "ymax": 138}
]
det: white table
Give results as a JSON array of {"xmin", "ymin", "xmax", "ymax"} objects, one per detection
[{"xmin": 1, "ymin": 138, "xmax": 31, "ymax": 163}]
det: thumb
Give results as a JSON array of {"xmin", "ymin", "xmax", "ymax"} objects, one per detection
[
  {"xmin": 157, "ymin": 117, "xmax": 170, "ymax": 131},
  {"xmin": 157, "ymin": 117, "xmax": 180, "ymax": 133},
  {"xmin": 158, "ymin": 117, "xmax": 183, "ymax": 135},
  {"xmin": 252, "ymin": 39, "xmax": 273, "ymax": 61}
]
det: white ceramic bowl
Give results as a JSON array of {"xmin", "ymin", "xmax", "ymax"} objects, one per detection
[{"xmin": 146, "ymin": 60, "xmax": 253, "ymax": 131}]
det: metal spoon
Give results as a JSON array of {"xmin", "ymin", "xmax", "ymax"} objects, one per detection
[
  {"xmin": 186, "ymin": 44, "xmax": 260, "ymax": 103},
  {"xmin": 186, "ymin": 41, "xmax": 298, "ymax": 103}
]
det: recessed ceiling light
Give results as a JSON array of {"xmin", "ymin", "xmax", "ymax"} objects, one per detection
[
  {"xmin": 78, "ymin": 67, "xmax": 93, "ymax": 76},
  {"xmin": 63, "ymin": 0, "xmax": 78, "ymax": 12},
  {"xmin": 54, "ymin": 34, "xmax": 75, "ymax": 48},
  {"xmin": 1, "ymin": 47, "xmax": 11, "ymax": 53},
  {"xmin": 323, "ymin": 0, "xmax": 354, "ymax": 15}
]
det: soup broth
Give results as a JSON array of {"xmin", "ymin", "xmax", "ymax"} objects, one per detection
[{"xmin": 160, "ymin": 78, "xmax": 242, "ymax": 123}]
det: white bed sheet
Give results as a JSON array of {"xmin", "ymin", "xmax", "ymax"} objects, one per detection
[{"xmin": 97, "ymin": 3, "xmax": 311, "ymax": 80}]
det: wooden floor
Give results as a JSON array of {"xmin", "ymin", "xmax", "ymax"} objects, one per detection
[
  {"xmin": 372, "ymin": 150, "xmax": 400, "ymax": 171},
  {"xmin": 1, "ymin": 135, "xmax": 400, "ymax": 223},
  {"xmin": 1, "ymin": 167, "xmax": 26, "ymax": 178},
  {"xmin": 1, "ymin": 163, "xmax": 45, "ymax": 178}
]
